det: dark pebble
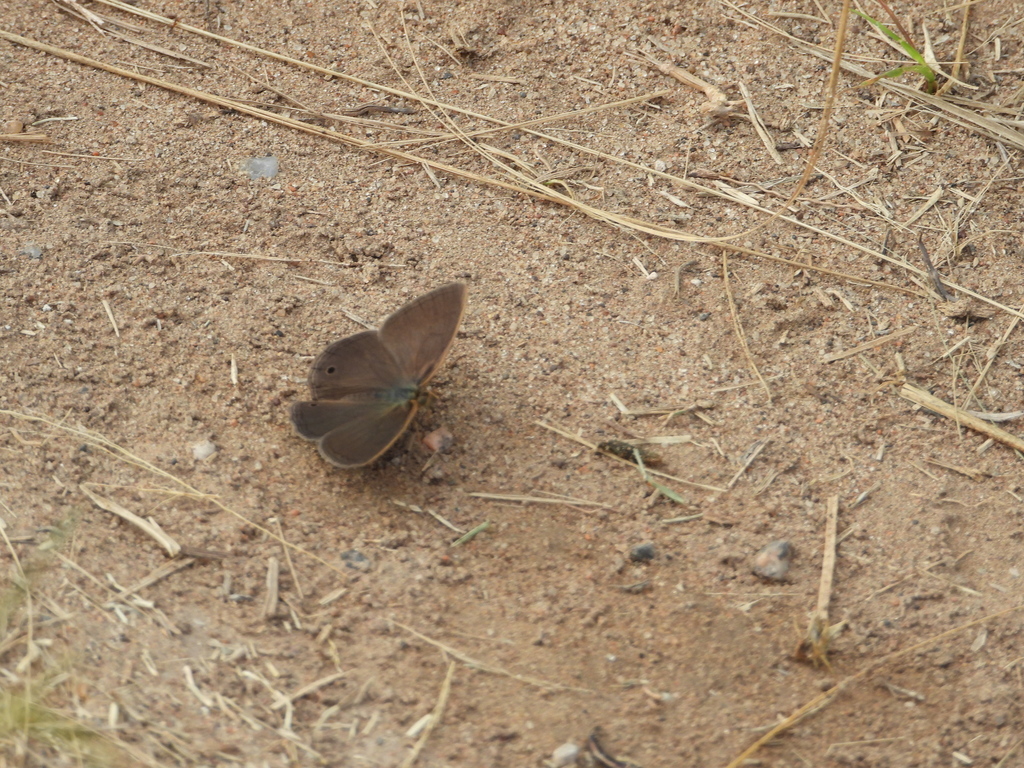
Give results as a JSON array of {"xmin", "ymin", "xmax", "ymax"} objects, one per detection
[
  {"xmin": 630, "ymin": 543, "xmax": 656, "ymax": 563},
  {"xmin": 341, "ymin": 549, "xmax": 371, "ymax": 572}
]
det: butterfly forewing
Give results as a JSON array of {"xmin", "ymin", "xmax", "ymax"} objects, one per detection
[
  {"xmin": 307, "ymin": 330, "xmax": 407, "ymax": 400},
  {"xmin": 379, "ymin": 283, "xmax": 467, "ymax": 385}
]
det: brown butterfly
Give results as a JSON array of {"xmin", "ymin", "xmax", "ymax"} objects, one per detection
[{"xmin": 291, "ymin": 283, "xmax": 467, "ymax": 467}]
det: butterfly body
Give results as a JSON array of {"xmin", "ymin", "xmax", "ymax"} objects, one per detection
[{"xmin": 291, "ymin": 283, "xmax": 467, "ymax": 468}]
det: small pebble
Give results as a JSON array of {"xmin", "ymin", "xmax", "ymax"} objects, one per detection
[
  {"xmin": 752, "ymin": 540, "xmax": 792, "ymax": 581},
  {"xmin": 340, "ymin": 549, "xmax": 371, "ymax": 572},
  {"xmin": 422, "ymin": 426, "xmax": 454, "ymax": 453},
  {"xmin": 191, "ymin": 440, "xmax": 217, "ymax": 461},
  {"xmin": 629, "ymin": 542, "xmax": 656, "ymax": 563},
  {"xmin": 3, "ymin": 119, "xmax": 24, "ymax": 134},
  {"xmin": 549, "ymin": 741, "xmax": 579, "ymax": 767},
  {"xmin": 18, "ymin": 244, "xmax": 43, "ymax": 259},
  {"xmin": 243, "ymin": 155, "xmax": 279, "ymax": 180}
]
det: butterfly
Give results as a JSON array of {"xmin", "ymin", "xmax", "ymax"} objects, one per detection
[{"xmin": 290, "ymin": 283, "xmax": 467, "ymax": 467}]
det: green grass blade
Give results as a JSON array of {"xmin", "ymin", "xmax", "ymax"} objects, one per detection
[{"xmin": 853, "ymin": 10, "xmax": 927, "ymax": 66}]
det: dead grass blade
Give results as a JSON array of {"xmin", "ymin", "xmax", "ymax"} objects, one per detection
[{"xmin": 467, "ymin": 492, "xmax": 614, "ymax": 510}]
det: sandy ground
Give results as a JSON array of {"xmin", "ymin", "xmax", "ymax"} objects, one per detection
[{"xmin": 2, "ymin": 0, "xmax": 1024, "ymax": 766}]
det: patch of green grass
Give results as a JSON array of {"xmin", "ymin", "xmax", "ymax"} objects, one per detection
[
  {"xmin": 854, "ymin": 9, "xmax": 938, "ymax": 94},
  {"xmin": 0, "ymin": 676, "xmax": 120, "ymax": 766},
  {"xmin": 0, "ymin": 523, "xmax": 130, "ymax": 767}
]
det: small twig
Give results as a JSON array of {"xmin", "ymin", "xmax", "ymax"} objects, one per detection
[
  {"xmin": 798, "ymin": 496, "xmax": 840, "ymax": 667},
  {"xmin": 104, "ymin": 558, "xmax": 196, "ymax": 605},
  {"xmin": 636, "ymin": 44, "xmax": 742, "ymax": 119},
  {"xmin": 0, "ymin": 132, "xmax": 52, "ymax": 143},
  {"xmin": 271, "ymin": 671, "xmax": 348, "ymax": 711},
  {"xmin": 183, "ymin": 665, "xmax": 214, "ymax": 707}
]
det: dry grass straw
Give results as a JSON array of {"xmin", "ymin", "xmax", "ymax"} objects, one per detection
[
  {"xmin": 924, "ymin": 457, "xmax": 988, "ymax": 481},
  {"xmin": 103, "ymin": 242, "xmax": 403, "ymax": 269},
  {"xmin": 99, "ymin": 298, "xmax": 120, "ymax": 338},
  {"xmin": 104, "ymin": 557, "xmax": 196, "ymax": 605},
  {"xmin": 263, "ymin": 557, "xmax": 280, "ymax": 620},
  {"xmin": 6, "ymin": 1, "xmax": 1022, "ymax": 323},
  {"xmin": 392, "ymin": 499, "xmax": 465, "ymax": 533},
  {"xmin": 273, "ymin": 517, "xmax": 305, "ymax": 600},
  {"xmin": 726, "ymin": 437, "xmax": 770, "ymax": 490},
  {"xmin": 965, "ymin": 305, "xmax": 1024, "ymax": 407},
  {"xmin": 0, "ymin": 131, "xmax": 52, "ymax": 143},
  {"xmin": 900, "ymin": 384, "xmax": 1024, "ymax": 453}
]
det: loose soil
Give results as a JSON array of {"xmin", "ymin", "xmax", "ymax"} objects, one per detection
[{"xmin": 2, "ymin": 1, "xmax": 1023, "ymax": 766}]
